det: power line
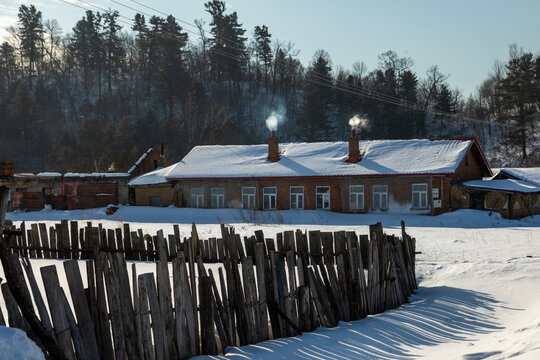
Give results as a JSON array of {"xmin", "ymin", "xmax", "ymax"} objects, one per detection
[{"xmin": 49, "ymin": 0, "xmax": 508, "ymax": 129}]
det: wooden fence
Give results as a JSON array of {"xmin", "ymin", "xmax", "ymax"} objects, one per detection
[{"xmin": 0, "ymin": 221, "xmax": 417, "ymax": 359}]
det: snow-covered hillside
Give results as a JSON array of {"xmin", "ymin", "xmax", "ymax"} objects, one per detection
[{"xmin": 5, "ymin": 207, "xmax": 540, "ymax": 359}]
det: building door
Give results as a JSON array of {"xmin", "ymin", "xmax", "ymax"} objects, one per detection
[{"xmin": 470, "ymin": 192, "xmax": 485, "ymax": 210}]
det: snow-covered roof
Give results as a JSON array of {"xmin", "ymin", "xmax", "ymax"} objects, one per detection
[
  {"xmin": 64, "ymin": 172, "xmax": 130, "ymax": 178},
  {"xmin": 461, "ymin": 179, "xmax": 540, "ymax": 193},
  {"xmin": 36, "ymin": 172, "xmax": 62, "ymax": 177},
  {"xmin": 498, "ymin": 168, "xmax": 540, "ymax": 187},
  {"xmin": 166, "ymin": 139, "xmax": 474, "ymax": 180},
  {"xmin": 128, "ymin": 165, "xmax": 175, "ymax": 186},
  {"xmin": 128, "ymin": 148, "xmax": 154, "ymax": 174}
]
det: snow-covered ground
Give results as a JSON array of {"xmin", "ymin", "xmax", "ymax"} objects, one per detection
[{"xmin": 4, "ymin": 206, "xmax": 540, "ymax": 359}]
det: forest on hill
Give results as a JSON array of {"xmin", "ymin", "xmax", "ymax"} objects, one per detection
[{"xmin": 0, "ymin": 1, "xmax": 539, "ymax": 173}]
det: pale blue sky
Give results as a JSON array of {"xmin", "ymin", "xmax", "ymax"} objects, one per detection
[{"xmin": 1, "ymin": 0, "xmax": 539, "ymax": 97}]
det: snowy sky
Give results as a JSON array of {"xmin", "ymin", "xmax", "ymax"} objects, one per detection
[{"xmin": 1, "ymin": 0, "xmax": 540, "ymax": 97}]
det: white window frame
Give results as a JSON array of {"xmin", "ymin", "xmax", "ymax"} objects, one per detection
[
  {"xmin": 263, "ymin": 187, "xmax": 277, "ymax": 210},
  {"xmin": 290, "ymin": 186, "xmax": 304, "ymax": 209},
  {"xmin": 412, "ymin": 183, "xmax": 428, "ymax": 209},
  {"xmin": 242, "ymin": 187, "xmax": 256, "ymax": 209},
  {"xmin": 191, "ymin": 188, "xmax": 204, "ymax": 208},
  {"xmin": 349, "ymin": 185, "xmax": 364, "ymax": 210},
  {"xmin": 211, "ymin": 188, "xmax": 225, "ymax": 208},
  {"xmin": 372, "ymin": 185, "xmax": 388, "ymax": 210},
  {"xmin": 316, "ymin": 186, "xmax": 331, "ymax": 210}
]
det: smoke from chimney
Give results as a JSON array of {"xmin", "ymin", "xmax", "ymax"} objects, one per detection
[
  {"xmin": 348, "ymin": 114, "xmax": 369, "ymax": 132},
  {"xmin": 265, "ymin": 106, "xmax": 285, "ymax": 132}
]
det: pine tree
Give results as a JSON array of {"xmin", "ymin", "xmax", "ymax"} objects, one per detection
[
  {"xmin": 17, "ymin": 5, "xmax": 44, "ymax": 89},
  {"xmin": 103, "ymin": 10, "xmax": 125, "ymax": 93},
  {"xmin": 254, "ymin": 25, "xmax": 272, "ymax": 90},
  {"xmin": 497, "ymin": 52, "xmax": 538, "ymax": 159},
  {"xmin": 300, "ymin": 50, "xmax": 334, "ymax": 141},
  {"xmin": 205, "ymin": 0, "xmax": 247, "ymax": 95},
  {"xmin": 69, "ymin": 11, "xmax": 104, "ymax": 99}
]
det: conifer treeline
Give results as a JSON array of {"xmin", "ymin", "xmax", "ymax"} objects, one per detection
[{"xmin": 0, "ymin": 2, "xmax": 538, "ymax": 172}]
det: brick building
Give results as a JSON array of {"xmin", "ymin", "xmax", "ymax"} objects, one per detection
[
  {"xmin": 130, "ymin": 132, "xmax": 492, "ymax": 215},
  {"xmin": 9, "ymin": 147, "xmax": 165, "ymax": 211}
]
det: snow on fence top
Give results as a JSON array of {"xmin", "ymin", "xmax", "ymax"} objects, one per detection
[
  {"xmin": 64, "ymin": 172, "xmax": 130, "ymax": 178},
  {"xmin": 461, "ymin": 179, "xmax": 540, "ymax": 193},
  {"xmin": 165, "ymin": 139, "xmax": 473, "ymax": 180},
  {"xmin": 499, "ymin": 168, "xmax": 540, "ymax": 187}
]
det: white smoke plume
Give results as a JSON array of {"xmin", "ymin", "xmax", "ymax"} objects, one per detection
[
  {"xmin": 265, "ymin": 107, "xmax": 285, "ymax": 132},
  {"xmin": 348, "ymin": 114, "xmax": 369, "ymax": 131}
]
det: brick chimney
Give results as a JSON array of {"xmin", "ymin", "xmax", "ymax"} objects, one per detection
[
  {"xmin": 347, "ymin": 128, "xmax": 362, "ymax": 163},
  {"xmin": 267, "ymin": 131, "xmax": 280, "ymax": 162}
]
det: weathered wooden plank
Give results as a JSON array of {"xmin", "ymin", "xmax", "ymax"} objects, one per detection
[
  {"xmin": 218, "ymin": 267, "xmax": 234, "ymax": 346},
  {"xmin": 283, "ymin": 231, "xmax": 295, "ymax": 254},
  {"xmin": 143, "ymin": 273, "xmax": 169, "ymax": 360},
  {"xmin": 123, "ymin": 223, "xmax": 132, "ymax": 260},
  {"xmin": 27, "ymin": 229, "xmax": 36, "ymax": 258},
  {"xmin": 61, "ymin": 290, "xmax": 88, "ymax": 360},
  {"xmin": 156, "ymin": 230, "xmax": 177, "ymax": 359},
  {"xmin": 199, "ymin": 276, "xmax": 216, "ymax": 355},
  {"xmin": 308, "ymin": 231, "xmax": 322, "ymax": 265},
  {"xmin": 208, "ymin": 268, "xmax": 229, "ymax": 349},
  {"xmin": 40, "ymin": 265, "xmax": 76, "ymax": 360},
  {"xmin": 70, "ymin": 221, "xmax": 79, "ymax": 259},
  {"xmin": 63, "ymin": 260, "xmax": 100, "ymax": 360},
  {"xmin": 137, "ymin": 274, "xmax": 155, "ymax": 360},
  {"xmin": 103, "ymin": 255, "xmax": 128, "ymax": 360},
  {"xmin": 107, "ymin": 229, "xmax": 115, "ymax": 253},
  {"xmin": 241, "ymin": 256, "xmax": 258, "ymax": 343},
  {"xmin": 321, "ymin": 232, "xmax": 334, "ymax": 264},
  {"xmin": 20, "ymin": 221, "xmax": 28, "ymax": 257},
  {"xmin": 112, "ymin": 253, "xmax": 139, "ymax": 359},
  {"xmin": 297, "ymin": 285, "xmax": 311, "ymax": 333},
  {"xmin": 115, "ymin": 227, "xmax": 124, "ymax": 254},
  {"xmin": 61, "ymin": 220, "xmax": 71, "ymax": 259},
  {"xmin": 254, "ymin": 243, "xmax": 269, "ymax": 342},
  {"xmin": 30, "ymin": 224, "xmax": 42, "ymax": 258},
  {"xmin": 172, "ymin": 253, "xmax": 195, "ymax": 359},
  {"xmin": 49, "ymin": 226, "xmax": 57, "ymax": 259},
  {"xmin": 94, "ymin": 251, "xmax": 115, "ymax": 360},
  {"xmin": 21, "ymin": 258, "xmax": 55, "ymax": 339},
  {"xmin": 286, "ymin": 250, "xmax": 298, "ymax": 332}
]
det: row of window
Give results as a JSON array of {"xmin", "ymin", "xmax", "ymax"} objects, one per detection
[{"xmin": 190, "ymin": 183, "xmax": 429, "ymax": 210}]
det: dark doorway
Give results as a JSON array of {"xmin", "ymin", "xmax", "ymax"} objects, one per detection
[{"xmin": 469, "ymin": 192, "xmax": 485, "ymax": 210}]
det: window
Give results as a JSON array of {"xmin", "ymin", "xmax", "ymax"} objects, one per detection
[
  {"xmin": 211, "ymin": 188, "xmax": 225, "ymax": 208},
  {"xmin": 242, "ymin": 187, "xmax": 256, "ymax": 209},
  {"xmin": 349, "ymin": 185, "xmax": 364, "ymax": 210},
  {"xmin": 412, "ymin": 183, "xmax": 428, "ymax": 209},
  {"xmin": 316, "ymin": 186, "xmax": 331, "ymax": 210},
  {"xmin": 191, "ymin": 188, "xmax": 204, "ymax": 208},
  {"xmin": 373, "ymin": 185, "xmax": 388, "ymax": 210},
  {"xmin": 290, "ymin": 186, "xmax": 304, "ymax": 209},
  {"xmin": 263, "ymin": 187, "xmax": 277, "ymax": 210},
  {"xmin": 150, "ymin": 196, "xmax": 162, "ymax": 207},
  {"xmin": 43, "ymin": 188, "xmax": 54, "ymax": 196}
]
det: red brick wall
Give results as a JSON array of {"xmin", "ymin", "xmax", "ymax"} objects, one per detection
[
  {"xmin": 62, "ymin": 183, "xmax": 118, "ymax": 210},
  {"xmin": 453, "ymin": 148, "xmax": 486, "ymax": 182},
  {"xmin": 174, "ymin": 175, "xmax": 457, "ymax": 214},
  {"xmin": 12, "ymin": 192, "xmax": 46, "ymax": 210}
]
